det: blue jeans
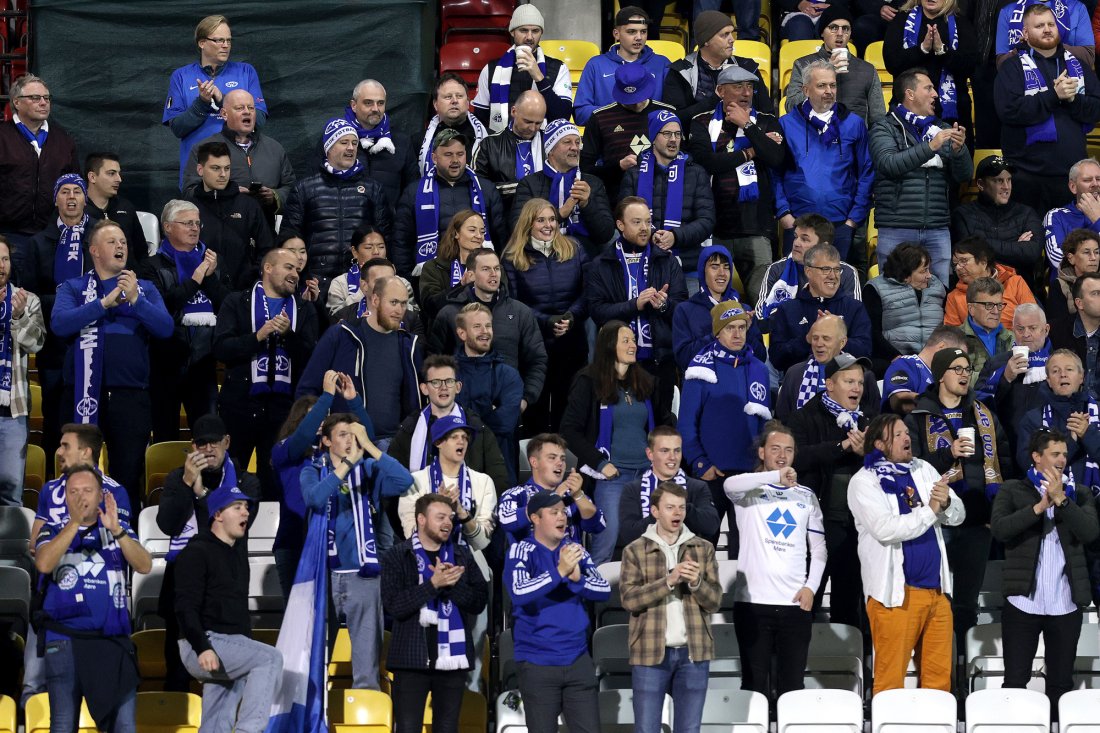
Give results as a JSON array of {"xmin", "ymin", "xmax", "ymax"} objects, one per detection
[
  {"xmin": 781, "ymin": 13, "xmax": 819, "ymax": 40},
  {"xmin": 589, "ymin": 467, "xmax": 646, "ymax": 566},
  {"xmin": 632, "ymin": 646, "xmax": 710, "ymax": 733},
  {"xmin": 0, "ymin": 415, "xmax": 26, "ymax": 507},
  {"xmin": 876, "ymin": 227, "xmax": 952, "ymax": 285},
  {"xmin": 331, "ymin": 571, "xmax": 382, "ymax": 689},
  {"xmin": 695, "ymin": 0, "xmax": 762, "ymax": 40},
  {"xmin": 45, "ymin": 638, "xmax": 136, "ymax": 733}
]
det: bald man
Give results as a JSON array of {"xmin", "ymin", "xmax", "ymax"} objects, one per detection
[
  {"xmin": 471, "ymin": 90, "xmax": 547, "ymax": 218},
  {"xmin": 775, "ymin": 315, "xmax": 881, "ymax": 420},
  {"xmin": 183, "ymin": 89, "xmax": 295, "ymax": 229}
]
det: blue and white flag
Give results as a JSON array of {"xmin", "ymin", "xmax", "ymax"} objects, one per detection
[{"xmin": 265, "ymin": 510, "xmax": 329, "ymax": 733}]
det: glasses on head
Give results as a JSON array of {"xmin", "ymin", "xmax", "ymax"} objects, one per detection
[
  {"xmin": 425, "ymin": 378, "xmax": 457, "ymax": 389},
  {"xmin": 825, "ymin": 24, "xmax": 852, "ymax": 33},
  {"xmin": 947, "ymin": 365, "xmax": 974, "ymax": 376},
  {"xmin": 807, "ymin": 265, "xmax": 843, "ymax": 276},
  {"xmin": 173, "ymin": 220, "xmax": 203, "ymax": 229},
  {"xmin": 204, "ymin": 36, "xmax": 233, "ymax": 45},
  {"xmin": 17, "ymin": 94, "xmax": 51, "ymax": 103},
  {"xmin": 657, "ymin": 130, "xmax": 683, "ymax": 139},
  {"xmin": 970, "ymin": 301, "xmax": 1006, "ymax": 312}
]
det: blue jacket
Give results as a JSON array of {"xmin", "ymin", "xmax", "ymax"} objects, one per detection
[
  {"xmin": 300, "ymin": 453, "xmax": 414, "ymax": 569},
  {"xmin": 995, "ymin": 0, "xmax": 1092, "ymax": 54},
  {"xmin": 505, "ymin": 537, "xmax": 610, "ymax": 665},
  {"xmin": 296, "ymin": 320, "xmax": 423, "ymax": 420},
  {"xmin": 51, "ymin": 275, "xmax": 174, "ymax": 389},
  {"xmin": 671, "ymin": 244, "xmax": 766, "ymax": 371},
  {"xmin": 1016, "ymin": 384, "xmax": 1100, "ymax": 478},
  {"xmin": 1044, "ymin": 202, "xmax": 1100, "ymax": 279},
  {"xmin": 574, "ymin": 46, "xmax": 671, "ymax": 126},
  {"xmin": 769, "ymin": 285, "xmax": 873, "ymax": 372},
  {"xmin": 774, "ymin": 104, "xmax": 875, "ymax": 224},
  {"xmin": 679, "ymin": 348, "xmax": 770, "ymax": 473},
  {"xmin": 454, "ymin": 350, "xmax": 524, "ymax": 440}
]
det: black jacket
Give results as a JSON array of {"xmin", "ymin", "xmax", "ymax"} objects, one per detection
[
  {"xmin": 281, "ymin": 167, "xmax": 394, "ymax": 283},
  {"xmin": 584, "ymin": 244, "xmax": 689, "ymax": 365},
  {"xmin": 139, "ymin": 250, "xmax": 234, "ymax": 366},
  {"xmin": 951, "ymin": 194, "xmax": 1045, "ymax": 289},
  {"xmin": 307, "ymin": 125, "xmax": 418, "ymax": 209},
  {"xmin": 387, "ymin": 408, "xmax": 509, "ymax": 492},
  {"xmin": 471, "ymin": 128, "xmax": 535, "ymax": 217},
  {"xmin": 1049, "ymin": 313, "xmax": 1089, "ymax": 369},
  {"xmin": 511, "ymin": 168, "xmax": 616, "ymax": 252},
  {"xmin": 392, "ymin": 170, "xmax": 507, "ymax": 279},
  {"xmin": 618, "ymin": 474, "xmax": 720, "ymax": 548},
  {"xmin": 379, "ymin": 538, "xmax": 488, "ymax": 671},
  {"xmin": 212, "ymin": 288, "xmax": 319, "ymax": 408},
  {"xmin": 787, "ymin": 393, "xmax": 871, "ymax": 518},
  {"xmin": 85, "ymin": 195, "xmax": 149, "ymax": 268},
  {"xmin": 174, "ymin": 531, "xmax": 252, "ymax": 651},
  {"xmin": 662, "ymin": 53, "xmax": 773, "ymax": 123},
  {"xmin": 991, "ymin": 477, "xmax": 1099, "ymax": 607},
  {"xmin": 618, "ymin": 159, "xmax": 716, "ymax": 271},
  {"xmin": 905, "ymin": 389, "xmax": 1011, "ymax": 526},
  {"xmin": 186, "ymin": 185, "xmax": 275, "ymax": 289},
  {"xmin": 26, "ymin": 217, "xmax": 90, "ymax": 370},
  {"xmin": 974, "ymin": 349, "xmax": 1045, "ymax": 464}
]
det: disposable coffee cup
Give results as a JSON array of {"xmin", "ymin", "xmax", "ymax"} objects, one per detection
[
  {"xmin": 832, "ymin": 47, "xmax": 849, "ymax": 72},
  {"xmin": 957, "ymin": 427, "xmax": 976, "ymax": 456},
  {"xmin": 1012, "ymin": 345, "xmax": 1029, "ymax": 361}
]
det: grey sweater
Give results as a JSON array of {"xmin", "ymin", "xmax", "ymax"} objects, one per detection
[{"xmin": 784, "ymin": 47, "xmax": 886, "ymax": 125}]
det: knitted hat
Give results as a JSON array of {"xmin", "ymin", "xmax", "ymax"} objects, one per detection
[
  {"xmin": 816, "ymin": 4, "xmax": 854, "ymax": 37},
  {"xmin": 509, "ymin": 4, "xmax": 545, "ymax": 31},
  {"xmin": 711, "ymin": 299, "xmax": 751, "ymax": 337},
  {"xmin": 53, "ymin": 173, "xmax": 87, "ymax": 200},
  {"xmin": 543, "ymin": 118, "xmax": 580, "ymax": 154},
  {"xmin": 931, "ymin": 347, "xmax": 969, "ymax": 383},
  {"xmin": 647, "ymin": 109, "xmax": 680, "ymax": 146},
  {"xmin": 694, "ymin": 10, "xmax": 734, "ymax": 47},
  {"xmin": 322, "ymin": 118, "xmax": 359, "ymax": 153}
]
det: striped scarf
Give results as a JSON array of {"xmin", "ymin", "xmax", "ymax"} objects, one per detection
[
  {"xmin": 411, "ymin": 530, "xmax": 468, "ymax": 670},
  {"xmin": 322, "ymin": 455, "xmax": 380, "ymax": 577},
  {"xmin": 708, "ymin": 102, "xmax": 758, "ymax": 201},
  {"xmin": 796, "ymin": 358, "xmax": 825, "ymax": 409},
  {"xmin": 413, "ymin": 166, "xmax": 490, "ymax": 275},
  {"xmin": 636, "ymin": 150, "xmax": 686, "ymax": 231},
  {"xmin": 429, "ymin": 457, "xmax": 474, "ymax": 545},
  {"xmin": 1041, "ymin": 400, "xmax": 1100, "ymax": 496},
  {"xmin": 639, "ymin": 468, "xmax": 687, "ymax": 517},
  {"xmin": 488, "ymin": 46, "xmax": 547, "ymax": 133},
  {"xmin": 901, "ymin": 9, "xmax": 959, "ymax": 119},
  {"xmin": 1020, "ymin": 48, "xmax": 1089, "ymax": 145}
]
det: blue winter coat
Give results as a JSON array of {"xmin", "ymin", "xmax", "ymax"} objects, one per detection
[
  {"xmin": 769, "ymin": 286, "xmax": 873, "ymax": 372},
  {"xmin": 454, "ymin": 350, "xmax": 524, "ymax": 440},
  {"xmin": 573, "ymin": 46, "xmax": 671, "ymax": 125}
]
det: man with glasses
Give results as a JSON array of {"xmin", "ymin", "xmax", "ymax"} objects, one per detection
[
  {"xmin": 944, "ymin": 236, "xmax": 1036, "ymax": 332},
  {"xmin": 770, "ymin": 243, "xmax": 872, "ymax": 373},
  {"xmin": 959, "ymin": 276, "xmax": 1014, "ymax": 386},
  {"xmin": 906, "ymin": 347, "xmax": 1008, "ymax": 649},
  {"xmin": 0, "ymin": 74, "xmax": 78, "ymax": 255},
  {"xmin": 784, "ymin": 7, "xmax": 886, "ymax": 124}
]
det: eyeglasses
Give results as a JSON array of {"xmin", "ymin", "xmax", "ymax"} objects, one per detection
[
  {"xmin": 657, "ymin": 130, "xmax": 683, "ymax": 139},
  {"xmin": 947, "ymin": 365, "xmax": 974, "ymax": 376},
  {"xmin": 425, "ymin": 378, "xmax": 457, "ymax": 389},
  {"xmin": 825, "ymin": 24, "xmax": 852, "ymax": 33},
  {"xmin": 203, "ymin": 36, "xmax": 233, "ymax": 45},
  {"xmin": 970, "ymin": 301, "xmax": 1006, "ymax": 312},
  {"xmin": 172, "ymin": 220, "xmax": 203, "ymax": 229},
  {"xmin": 17, "ymin": 94, "xmax": 51, "ymax": 103},
  {"xmin": 807, "ymin": 265, "xmax": 843, "ymax": 276}
]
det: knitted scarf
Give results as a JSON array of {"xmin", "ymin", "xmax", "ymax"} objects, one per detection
[
  {"xmin": 597, "ymin": 394, "xmax": 656, "ymax": 462},
  {"xmin": 418, "ymin": 114, "xmax": 487, "ymax": 175},
  {"xmin": 411, "ymin": 530, "xmax": 468, "ymax": 670},
  {"xmin": 760, "ymin": 256, "xmax": 800, "ymax": 321},
  {"xmin": 546, "ymin": 164, "xmax": 589, "ymax": 237},
  {"xmin": 342, "ymin": 105, "xmax": 396, "ymax": 155},
  {"xmin": 636, "ymin": 150, "xmax": 686, "ymax": 230},
  {"xmin": 925, "ymin": 400, "xmax": 1002, "ymax": 500},
  {"xmin": 74, "ymin": 273, "xmax": 143, "ymax": 425},
  {"xmin": 893, "ymin": 104, "xmax": 938, "ymax": 143},
  {"xmin": 1041, "ymin": 400, "xmax": 1100, "ymax": 496},
  {"xmin": 409, "ymin": 404, "xmax": 466, "ymax": 472},
  {"xmin": 799, "ymin": 99, "xmax": 840, "ymax": 145},
  {"xmin": 981, "ymin": 340, "xmax": 1051, "ymax": 396},
  {"xmin": 796, "ymin": 357, "xmax": 826, "ymax": 409},
  {"xmin": 1027, "ymin": 465, "xmax": 1077, "ymax": 509},
  {"xmin": 821, "ymin": 392, "xmax": 862, "ymax": 431},
  {"xmin": 864, "ymin": 448, "xmax": 922, "ymax": 514},
  {"xmin": 684, "ymin": 340, "xmax": 772, "ymax": 420},
  {"xmin": 14, "ymin": 115, "xmax": 47, "ymax": 155},
  {"xmin": 1020, "ymin": 48, "xmax": 1089, "ymax": 145},
  {"xmin": 615, "ymin": 239, "xmax": 653, "ymax": 360},
  {"xmin": 323, "ymin": 159, "xmax": 364, "ymax": 180},
  {"xmin": 429, "ymin": 456, "xmax": 474, "ymax": 545},
  {"xmin": 347, "ymin": 262, "xmax": 362, "ymax": 301},
  {"xmin": 249, "ymin": 281, "xmax": 297, "ymax": 396},
  {"xmin": 489, "ymin": 45, "xmax": 547, "ymax": 133},
  {"xmin": 322, "ymin": 455, "xmax": 380, "ymax": 577},
  {"xmin": 158, "ymin": 240, "xmax": 216, "ymax": 326},
  {"xmin": 55, "ymin": 214, "xmax": 89, "ymax": 286},
  {"xmin": 638, "ymin": 468, "xmax": 687, "ymax": 518},
  {"xmin": 708, "ymin": 101, "xmax": 758, "ymax": 201},
  {"xmin": 513, "ymin": 132, "xmax": 543, "ymax": 180},
  {"xmin": 0, "ymin": 284, "xmax": 12, "ymax": 407},
  {"xmin": 413, "ymin": 166, "xmax": 490, "ymax": 275},
  {"xmin": 902, "ymin": 9, "xmax": 959, "ymax": 119},
  {"xmin": 166, "ymin": 459, "xmax": 239, "ymax": 562}
]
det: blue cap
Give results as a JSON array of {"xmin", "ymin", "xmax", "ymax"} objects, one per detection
[
  {"xmin": 430, "ymin": 414, "xmax": 477, "ymax": 444},
  {"xmin": 613, "ymin": 63, "xmax": 656, "ymax": 105},
  {"xmin": 526, "ymin": 489, "xmax": 564, "ymax": 516},
  {"xmin": 206, "ymin": 484, "xmax": 252, "ymax": 523}
]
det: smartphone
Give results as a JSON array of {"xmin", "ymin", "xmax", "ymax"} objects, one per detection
[{"xmin": 249, "ymin": 182, "xmax": 263, "ymax": 193}]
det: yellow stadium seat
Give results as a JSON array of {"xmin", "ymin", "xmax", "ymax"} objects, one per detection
[
  {"xmin": 0, "ymin": 695, "xmax": 15, "ymax": 733},
  {"xmin": 24, "ymin": 443, "xmax": 45, "ymax": 491},
  {"xmin": 28, "ymin": 383, "xmax": 41, "ymax": 433},
  {"xmin": 864, "ymin": 41, "xmax": 890, "ymax": 82},
  {"xmin": 329, "ymin": 628, "xmax": 392, "ymax": 691},
  {"xmin": 540, "ymin": 39, "xmax": 599, "ymax": 84},
  {"xmin": 868, "ymin": 264, "xmax": 880, "ymax": 279},
  {"xmin": 780, "ymin": 40, "xmax": 856, "ymax": 90},
  {"xmin": 132, "ymin": 629, "xmax": 168, "ymax": 690},
  {"xmin": 25, "ymin": 692, "xmax": 97, "ymax": 733},
  {"xmin": 735, "ymin": 39, "xmax": 772, "ymax": 91},
  {"xmin": 649, "ymin": 39, "xmax": 686, "ymax": 62},
  {"xmin": 330, "ymin": 689, "xmax": 393, "ymax": 733},
  {"xmin": 247, "ymin": 448, "xmax": 258, "ymax": 473},
  {"xmin": 135, "ymin": 691, "xmax": 202, "ymax": 733},
  {"xmin": 867, "ymin": 208, "xmax": 878, "ymax": 263},
  {"xmin": 423, "ymin": 690, "xmax": 488, "ymax": 733},
  {"xmin": 145, "ymin": 441, "xmax": 190, "ymax": 499}
]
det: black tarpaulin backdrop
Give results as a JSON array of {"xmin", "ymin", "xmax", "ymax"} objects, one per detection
[{"xmin": 31, "ymin": 0, "xmax": 435, "ymax": 215}]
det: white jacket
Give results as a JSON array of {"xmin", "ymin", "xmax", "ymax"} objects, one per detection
[
  {"xmin": 847, "ymin": 458, "xmax": 965, "ymax": 608},
  {"xmin": 399, "ymin": 465, "xmax": 497, "ymax": 551}
]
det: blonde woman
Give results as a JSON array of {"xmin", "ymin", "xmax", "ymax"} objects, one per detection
[
  {"xmin": 418, "ymin": 209, "xmax": 487, "ymax": 323},
  {"xmin": 502, "ymin": 198, "xmax": 588, "ymax": 432}
]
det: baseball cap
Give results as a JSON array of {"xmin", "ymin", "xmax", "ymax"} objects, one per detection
[
  {"xmin": 526, "ymin": 489, "xmax": 564, "ymax": 516},
  {"xmin": 192, "ymin": 414, "xmax": 228, "ymax": 445},
  {"xmin": 433, "ymin": 127, "xmax": 469, "ymax": 151},
  {"xmin": 824, "ymin": 353, "xmax": 871, "ymax": 379},
  {"xmin": 975, "ymin": 155, "xmax": 1016, "ymax": 179},
  {"xmin": 430, "ymin": 414, "xmax": 478, "ymax": 444},
  {"xmin": 613, "ymin": 63, "xmax": 656, "ymax": 105}
]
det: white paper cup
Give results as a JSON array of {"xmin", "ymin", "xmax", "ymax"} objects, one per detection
[
  {"xmin": 831, "ymin": 47, "xmax": 849, "ymax": 72},
  {"xmin": 957, "ymin": 427, "xmax": 976, "ymax": 456},
  {"xmin": 1012, "ymin": 345, "xmax": 1029, "ymax": 361}
]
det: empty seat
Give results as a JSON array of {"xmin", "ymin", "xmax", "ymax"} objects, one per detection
[
  {"xmin": 594, "ymin": 561, "xmax": 624, "ymax": 626},
  {"xmin": 965, "ymin": 689, "xmax": 1050, "ymax": 733},
  {"xmin": 131, "ymin": 561, "xmax": 166, "ymax": 629},
  {"xmin": 593, "ymin": 624, "xmax": 631, "ymax": 690},
  {"xmin": 440, "ymin": 38, "xmax": 512, "ymax": 88},
  {"xmin": 134, "ymin": 691, "xmax": 202, "ymax": 733},
  {"xmin": 1059, "ymin": 689, "xmax": 1100, "ymax": 733},
  {"xmin": 329, "ymin": 688, "xmax": 392, "ymax": 733},
  {"xmin": 495, "ymin": 689, "xmax": 528, "ymax": 733},
  {"xmin": 701, "ymin": 689, "xmax": 769, "ymax": 733},
  {"xmin": 0, "ymin": 694, "xmax": 13, "ymax": 733},
  {"xmin": 247, "ymin": 501, "xmax": 280, "ymax": 555},
  {"xmin": 540, "ymin": 39, "xmax": 599, "ymax": 84},
  {"xmin": 422, "ymin": 689, "xmax": 487, "ymax": 733},
  {"xmin": 803, "ymin": 623, "xmax": 863, "ymax": 695},
  {"xmin": 440, "ymin": 0, "xmax": 514, "ymax": 41},
  {"xmin": 136, "ymin": 211, "xmax": 159, "ymax": 256},
  {"xmin": 0, "ymin": 565, "xmax": 30, "ymax": 635},
  {"xmin": 138, "ymin": 505, "xmax": 171, "ymax": 558},
  {"xmin": 25, "ymin": 692, "xmax": 97, "ymax": 733},
  {"xmin": 132, "ymin": 629, "xmax": 168, "ymax": 689},
  {"xmin": 649, "ymin": 39, "xmax": 686, "ymax": 62},
  {"xmin": 736, "ymin": 40, "xmax": 772, "ymax": 91},
  {"xmin": 871, "ymin": 688, "xmax": 956, "ymax": 733},
  {"xmin": 24, "ymin": 441, "xmax": 45, "ymax": 490},
  {"xmin": 966, "ymin": 623, "xmax": 1044, "ymax": 692},
  {"xmin": 777, "ymin": 689, "xmax": 862, "ymax": 733},
  {"xmin": 144, "ymin": 442, "xmax": 191, "ymax": 502}
]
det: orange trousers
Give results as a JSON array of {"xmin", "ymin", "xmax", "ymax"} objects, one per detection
[{"xmin": 867, "ymin": 586, "xmax": 954, "ymax": 694}]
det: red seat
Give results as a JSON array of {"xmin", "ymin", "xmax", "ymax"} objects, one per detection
[
  {"xmin": 439, "ymin": 38, "xmax": 511, "ymax": 88},
  {"xmin": 440, "ymin": 0, "xmax": 515, "ymax": 41}
]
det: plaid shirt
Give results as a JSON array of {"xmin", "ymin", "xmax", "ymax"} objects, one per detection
[
  {"xmin": 620, "ymin": 530, "xmax": 721, "ymax": 667},
  {"xmin": 6, "ymin": 290, "xmax": 45, "ymax": 418}
]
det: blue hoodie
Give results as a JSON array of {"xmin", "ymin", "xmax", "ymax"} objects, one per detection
[
  {"xmin": 671, "ymin": 244, "xmax": 766, "ymax": 371},
  {"xmin": 573, "ymin": 45, "xmax": 671, "ymax": 126}
]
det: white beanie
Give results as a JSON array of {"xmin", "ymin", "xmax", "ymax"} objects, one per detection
[{"xmin": 509, "ymin": 4, "xmax": 545, "ymax": 31}]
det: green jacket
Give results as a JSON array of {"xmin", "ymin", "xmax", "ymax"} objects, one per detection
[{"xmin": 961, "ymin": 318, "xmax": 1013, "ymax": 388}]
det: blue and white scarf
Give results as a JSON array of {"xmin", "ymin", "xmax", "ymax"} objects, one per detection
[
  {"xmin": 637, "ymin": 150, "xmax": 686, "ymax": 231},
  {"xmin": 685, "ymin": 340, "xmax": 773, "ymax": 420},
  {"xmin": 638, "ymin": 468, "xmax": 687, "ymax": 518},
  {"xmin": 799, "ymin": 99, "xmax": 840, "ymax": 145},
  {"xmin": 865, "ymin": 449, "xmax": 922, "ymax": 514},
  {"xmin": 75, "ymin": 273, "xmax": 144, "ymax": 425},
  {"xmin": 981, "ymin": 340, "xmax": 1051, "ymax": 397},
  {"xmin": 409, "ymin": 404, "xmax": 466, "ymax": 472},
  {"xmin": 546, "ymin": 163, "xmax": 589, "ymax": 238},
  {"xmin": 514, "ymin": 135, "xmax": 543, "ymax": 180},
  {"xmin": 166, "ymin": 459, "xmax": 239, "ymax": 562},
  {"xmin": 411, "ymin": 530, "xmax": 468, "ymax": 670},
  {"xmin": 323, "ymin": 159, "xmax": 364, "ymax": 180},
  {"xmin": 1007, "ymin": 0, "xmax": 1071, "ymax": 47},
  {"xmin": 901, "ymin": 9, "xmax": 959, "ymax": 119},
  {"xmin": 429, "ymin": 456, "xmax": 474, "ymax": 545},
  {"xmin": 347, "ymin": 262, "xmax": 362, "ymax": 300},
  {"xmin": 796, "ymin": 357, "xmax": 826, "ymax": 409},
  {"xmin": 489, "ymin": 45, "xmax": 548, "ymax": 132},
  {"xmin": 1027, "ymin": 465, "xmax": 1077, "ymax": 510},
  {"xmin": 343, "ymin": 105, "xmax": 396, "ymax": 155},
  {"xmin": 14, "ymin": 115, "xmax": 47, "ymax": 155},
  {"xmin": 321, "ymin": 455, "xmax": 381, "ymax": 577},
  {"xmin": 158, "ymin": 240, "xmax": 216, "ymax": 326},
  {"xmin": 596, "ymin": 394, "xmax": 656, "ymax": 463},
  {"xmin": 418, "ymin": 114, "xmax": 488, "ymax": 175},
  {"xmin": 249, "ymin": 281, "xmax": 297, "ymax": 396},
  {"xmin": 449, "ymin": 259, "xmax": 466, "ymax": 288},
  {"xmin": 821, "ymin": 392, "xmax": 862, "ymax": 430},
  {"xmin": 708, "ymin": 102, "xmax": 758, "ymax": 201},
  {"xmin": 1041, "ymin": 400, "xmax": 1100, "ymax": 496},
  {"xmin": 759, "ymin": 256, "xmax": 800, "ymax": 321},
  {"xmin": 616, "ymin": 240, "xmax": 654, "ymax": 360},
  {"xmin": 413, "ymin": 166, "xmax": 490, "ymax": 275},
  {"xmin": 0, "ymin": 285, "xmax": 12, "ymax": 407},
  {"xmin": 1020, "ymin": 48, "xmax": 1089, "ymax": 145},
  {"xmin": 894, "ymin": 104, "xmax": 938, "ymax": 143},
  {"xmin": 54, "ymin": 214, "xmax": 89, "ymax": 286}
]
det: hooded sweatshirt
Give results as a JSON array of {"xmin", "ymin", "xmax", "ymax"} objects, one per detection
[{"xmin": 573, "ymin": 45, "xmax": 671, "ymax": 125}]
